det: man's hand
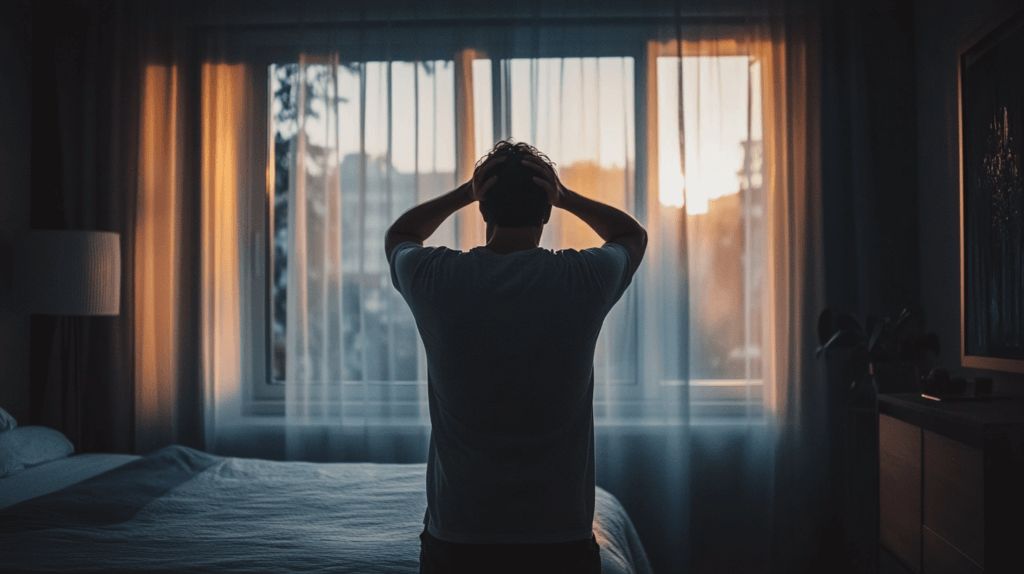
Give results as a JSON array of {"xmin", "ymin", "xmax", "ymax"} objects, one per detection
[
  {"xmin": 470, "ymin": 155, "xmax": 505, "ymax": 202},
  {"xmin": 524, "ymin": 155, "xmax": 646, "ymax": 274},
  {"xmin": 522, "ymin": 156, "xmax": 566, "ymax": 208},
  {"xmin": 384, "ymin": 159, "xmax": 502, "ymax": 261}
]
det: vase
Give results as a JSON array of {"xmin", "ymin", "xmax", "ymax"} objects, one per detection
[{"xmin": 848, "ymin": 370, "xmax": 878, "ymax": 410}]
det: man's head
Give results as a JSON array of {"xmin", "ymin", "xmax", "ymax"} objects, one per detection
[{"xmin": 477, "ymin": 140, "xmax": 553, "ymax": 228}]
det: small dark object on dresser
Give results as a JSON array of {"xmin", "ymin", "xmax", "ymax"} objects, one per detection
[
  {"xmin": 919, "ymin": 368, "xmax": 965, "ymax": 395},
  {"xmin": 947, "ymin": 377, "xmax": 968, "ymax": 394},
  {"xmin": 920, "ymin": 371, "xmax": 1001, "ymax": 401},
  {"xmin": 919, "ymin": 368, "xmax": 949, "ymax": 395},
  {"xmin": 969, "ymin": 377, "xmax": 993, "ymax": 396}
]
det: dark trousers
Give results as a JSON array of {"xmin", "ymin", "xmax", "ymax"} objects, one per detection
[{"xmin": 418, "ymin": 527, "xmax": 603, "ymax": 574}]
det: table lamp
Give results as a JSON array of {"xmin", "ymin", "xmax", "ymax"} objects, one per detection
[{"xmin": 13, "ymin": 230, "xmax": 121, "ymax": 445}]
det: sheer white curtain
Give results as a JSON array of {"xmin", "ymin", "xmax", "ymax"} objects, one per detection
[
  {"xmin": 279, "ymin": 55, "xmax": 458, "ymax": 460},
  {"xmin": 200, "ymin": 3, "xmax": 827, "ymax": 570},
  {"xmin": 280, "ymin": 48, "xmax": 768, "ymax": 431}
]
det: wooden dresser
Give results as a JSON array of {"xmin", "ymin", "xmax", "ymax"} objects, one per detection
[{"xmin": 878, "ymin": 394, "xmax": 1024, "ymax": 573}]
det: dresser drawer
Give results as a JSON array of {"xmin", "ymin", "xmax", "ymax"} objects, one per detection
[
  {"xmin": 880, "ymin": 414, "xmax": 921, "ymax": 572},
  {"xmin": 922, "ymin": 525, "xmax": 984, "ymax": 574},
  {"xmin": 923, "ymin": 430, "xmax": 985, "ymax": 569}
]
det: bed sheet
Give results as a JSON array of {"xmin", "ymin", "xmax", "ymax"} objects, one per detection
[
  {"xmin": 0, "ymin": 445, "xmax": 652, "ymax": 574},
  {"xmin": 0, "ymin": 453, "xmax": 140, "ymax": 510}
]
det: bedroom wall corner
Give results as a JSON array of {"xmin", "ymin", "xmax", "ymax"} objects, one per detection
[{"xmin": 0, "ymin": 1, "xmax": 32, "ymax": 425}]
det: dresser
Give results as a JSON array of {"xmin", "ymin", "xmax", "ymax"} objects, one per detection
[{"xmin": 878, "ymin": 394, "xmax": 1024, "ymax": 573}]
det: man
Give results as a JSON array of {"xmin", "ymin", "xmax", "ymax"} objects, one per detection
[{"xmin": 386, "ymin": 141, "xmax": 647, "ymax": 574}]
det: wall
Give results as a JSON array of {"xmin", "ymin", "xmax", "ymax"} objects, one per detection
[
  {"xmin": 0, "ymin": 2, "xmax": 32, "ymax": 423},
  {"xmin": 915, "ymin": 0, "xmax": 1024, "ymax": 393}
]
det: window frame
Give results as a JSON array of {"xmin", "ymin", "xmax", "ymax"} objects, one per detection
[{"xmin": 223, "ymin": 25, "xmax": 773, "ymax": 421}]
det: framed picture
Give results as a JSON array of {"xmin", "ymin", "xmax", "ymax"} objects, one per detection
[{"xmin": 959, "ymin": 6, "xmax": 1024, "ymax": 373}]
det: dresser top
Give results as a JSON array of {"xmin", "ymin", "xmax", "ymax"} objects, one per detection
[{"xmin": 879, "ymin": 393, "xmax": 1024, "ymax": 446}]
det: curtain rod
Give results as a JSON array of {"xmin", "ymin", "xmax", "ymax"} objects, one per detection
[{"xmin": 199, "ymin": 15, "xmax": 763, "ymax": 31}]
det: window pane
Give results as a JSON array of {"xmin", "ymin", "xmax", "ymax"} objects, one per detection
[
  {"xmin": 657, "ymin": 56, "xmax": 765, "ymax": 385},
  {"xmin": 270, "ymin": 63, "xmax": 297, "ymax": 383},
  {"xmin": 270, "ymin": 60, "xmax": 456, "ymax": 387}
]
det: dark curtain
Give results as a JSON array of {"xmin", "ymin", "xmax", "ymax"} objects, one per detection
[
  {"xmin": 821, "ymin": 0, "xmax": 919, "ymax": 318},
  {"xmin": 28, "ymin": 0, "xmax": 205, "ymax": 454},
  {"xmin": 28, "ymin": 0, "xmax": 139, "ymax": 454},
  {"xmin": 817, "ymin": 0, "xmax": 919, "ymax": 571}
]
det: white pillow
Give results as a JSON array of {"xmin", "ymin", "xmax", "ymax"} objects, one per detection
[
  {"xmin": 0, "ymin": 426, "xmax": 75, "ymax": 478},
  {"xmin": 0, "ymin": 406, "xmax": 16, "ymax": 432}
]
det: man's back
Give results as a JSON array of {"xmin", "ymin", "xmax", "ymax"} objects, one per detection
[{"xmin": 390, "ymin": 242, "xmax": 633, "ymax": 544}]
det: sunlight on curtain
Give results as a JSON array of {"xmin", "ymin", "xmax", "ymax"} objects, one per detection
[
  {"xmin": 200, "ymin": 63, "xmax": 248, "ymax": 453},
  {"xmin": 455, "ymin": 49, "xmax": 487, "ymax": 250},
  {"xmin": 758, "ymin": 37, "xmax": 819, "ymax": 421},
  {"xmin": 634, "ymin": 37, "xmax": 785, "ymax": 572},
  {"xmin": 136, "ymin": 64, "xmax": 182, "ymax": 454},
  {"xmin": 648, "ymin": 40, "xmax": 770, "ymax": 420}
]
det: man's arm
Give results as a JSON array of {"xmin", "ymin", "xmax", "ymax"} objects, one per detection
[
  {"xmin": 384, "ymin": 182, "xmax": 474, "ymax": 260},
  {"xmin": 384, "ymin": 156, "xmax": 504, "ymax": 261},
  {"xmin": 558, "ymin": 190, "xmax": 647, "ymax": 274},
  {"xmin": 526, "ymin": 157, "xmax": 647, "ymax": 274}
]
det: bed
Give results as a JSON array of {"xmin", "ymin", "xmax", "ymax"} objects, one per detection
[{"xmin": 0, "ymin": 443, "xmax": 653, "ymax": 573}]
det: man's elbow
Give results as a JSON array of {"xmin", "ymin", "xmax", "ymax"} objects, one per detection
[
  {"xmin": 608, "ymin": 227, "xmax": 647, "ymax": 273},
  {"xmin": 384, "ymin": 229, "xmax": 424, "ymax": 261},
  {"xmin": 632, "ymin": 228, "xmax": 648, "ymax": 271}
]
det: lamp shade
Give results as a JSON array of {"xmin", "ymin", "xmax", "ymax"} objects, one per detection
[{"xmin": 13, "ymin": 230, "xmax": 121, "ymax": 316}]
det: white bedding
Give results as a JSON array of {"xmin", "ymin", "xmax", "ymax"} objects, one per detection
[
  {"xmin": 0, "ymin": 453, "xmax": 140, "ymax": 510},
  {"xmin": 0, "ymin": 446, "xmax": 653, "ymax": 573}
]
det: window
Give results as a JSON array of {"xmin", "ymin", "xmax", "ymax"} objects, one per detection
[
  {"xmin": 259, "ymin": 57, "xmax": 457, "ymax": 418},
  {"xmin": 258, "ymin": 37, "xmax": 768, "ymax": 422},
  {"xmin": 269, "ymin": 60, "xmax": 455, "ymax": 389},
  {"xmin": 650, "ymin": 45, "xmax": 767, "ymax": 419}
]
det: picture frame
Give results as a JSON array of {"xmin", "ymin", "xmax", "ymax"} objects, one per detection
[{"xmin": 959, "ymin": 6, "xmax": 1024, "ymax": 373}]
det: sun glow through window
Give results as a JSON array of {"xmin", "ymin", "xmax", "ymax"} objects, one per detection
[{"xmin": 657, "ymin": 56, "xmax": 762, "ymax": 214}]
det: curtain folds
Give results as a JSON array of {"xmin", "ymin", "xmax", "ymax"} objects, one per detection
[
  {"xmin": 200, "ymin": 62, "xmax": 253, "ymax": 455},
  {"xmin": 26, "ymin": 0, "xmax": 209, "ymax": 455},
  {"xmin": 228, "ymin": 4, "xmax": 825, "ymax": 571},
  {"xmin": 760, "ymin": 1, "xmax": 830, "ymax": 570},
  {"xmin": 29, "ymin": 0, "xmax": 144, "ymax": 455},
  {"xmin": 31, "ymin": 1, "xmax": 833, "ymax": 572},
  {"xmin": 132, "ymin": 2, "xmax": 207, "ymax": 454}
]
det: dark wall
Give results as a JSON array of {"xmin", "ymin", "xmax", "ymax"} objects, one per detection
[
  {"xmin": 0, "ymin": 2, "xmax": 32, "ymax": 423},
  {"xmin": 915, "ymin": 0, "xmax": 1024, "ymax": 393}
]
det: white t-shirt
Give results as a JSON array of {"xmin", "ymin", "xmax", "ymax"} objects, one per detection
[{"xmin": 389, "ymin": 241, "xmax": 633, "ymax": 544}]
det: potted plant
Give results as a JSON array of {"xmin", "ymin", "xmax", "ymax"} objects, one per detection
[{"xmin": 816, "ymin": 307, "xmax": 940, "ymax": 404}]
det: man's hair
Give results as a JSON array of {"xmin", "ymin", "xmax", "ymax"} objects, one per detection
[{"xmin": 477, "ymin": 140, "xmax": 554, "ymax": 228}]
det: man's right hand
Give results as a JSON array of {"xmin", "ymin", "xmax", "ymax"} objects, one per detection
[{"xmin": 524, "ymin": 154, "xmax": 646, "ymax": 274}]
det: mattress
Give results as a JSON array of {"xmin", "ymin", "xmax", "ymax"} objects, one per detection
[{"xmin": 0, "ymin": 445, "xmax": 652, "ymax": 573}]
